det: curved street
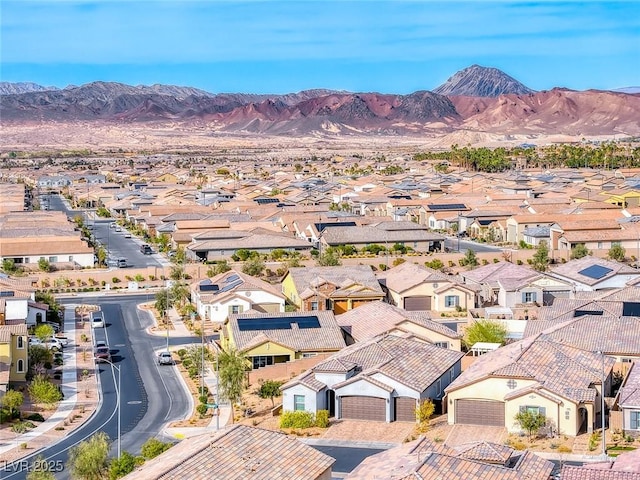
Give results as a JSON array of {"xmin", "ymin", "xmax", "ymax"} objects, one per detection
[{"xmin": 1, "ymin": 294, "xmax": 191, "ymax": 480}]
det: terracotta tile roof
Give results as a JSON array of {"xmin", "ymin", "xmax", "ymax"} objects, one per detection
[
  {"xmin": 377, "ymin": 261, "xmax": 452, "ymax": 293},
  {"xmin": 287, "ymin": 266, "xmax": 383, "ymax": 297},
  {"xmin": 446, "ymin": 335, "xmax": 614, "ymax": 404},
  {"xmin": 346, "ymin": 437, "xmax": 553, "ymax": 480},
  {"xmin": 191, "ymin": 269, "xmax": 285, "ymax": 302},
  {"xmin": 455, "ymin": 441, "xmax": 514, "ymax": 464},
  {"xmin": 336, "ymin": 301, "xmax": 460, "ymax": 342},
  {"xmin": 618, "ymin": 362, "xmax": 640, "ymax": 407},
  {"xmin": 229, "ymin": 311, "xmax": 346, "ymax": 353},
  {"xmin": 562, "ymin": 466, "xmax": 640, "ymax": 480},
  {"xmin": 549, "ymin": 256, "xmax": 640, "ymax": 286},
  {"xmin": 0, "ymin": 324, "xmax": 28, "ymax": 343},
  {"xmin": 122, "ymin": 425, "xmax": 334, "ymax": 480}
]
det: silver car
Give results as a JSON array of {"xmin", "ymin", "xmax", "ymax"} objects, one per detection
[{"xmin": 158, "ymin": 351, "xmax": 174, "ymax": 365}]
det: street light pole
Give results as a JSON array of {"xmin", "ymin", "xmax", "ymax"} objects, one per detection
[{"xmin": 101, "ymin": 358, "xmax": 121, "ymax": 460}]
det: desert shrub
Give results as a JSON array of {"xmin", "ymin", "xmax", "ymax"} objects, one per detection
[
  {"xmin": 25, "ymin": 413, "xmax": 45, "ymax": 422},
  {"xmin": 557, "ymin": 445, "xmax": 572, "ymax": 453},
  {"xmin": 196, "ymin": 404, "xmax": 208, "ymax": 417},
  {"xmin": 177, "ymin": 349, "xmax": 187, "ymax": 359},
  {"xmin": 315, "ymin": 410, "xmax": 329, "ymax": 428},
  {"xmin": 198, "ymin": 395, "xmax": 208, "ymax": 405},
  {"xmin": 140, "ymin": 438, "xmax": 172, "ymax": 459},
  {"xmin": 511, "ymin": 441, "xmax": 527, "ymax": 450},
  {"xmin": 280, "ymin": 411, "xmax": 315, "ymax": 429}
]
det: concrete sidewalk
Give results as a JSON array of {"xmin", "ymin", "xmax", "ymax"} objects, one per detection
[
  {"xmin": 143, "ymin": 306, "xmax": 233, "ymax": 438},
  {"xmin": 0, "ymin": 305, "xmax": 84, "ymax": 455}
]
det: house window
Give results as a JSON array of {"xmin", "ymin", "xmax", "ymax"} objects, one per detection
[
  {"xmin": 436, "ymin": 379, "xmax": 442, "ymax": 396},
  {"xmin": 433, "ymin": 283, "xmax": 439, "ymax": 289},
  {"xmin": 68, "ymin": 256, "xmax": 73, "ymax": 262},
  {"xmin": 325, "ymin": 299, "xmax": 333, "ymax": 310},
  {"xmin": 17, "ymin": 336, "xmax": 24, "ymax": 349},
  {"xmin": 48, "ymin": 256, "xmax": 57, "ymax": 263},
  {"xmin": 434, "ymin": 341, "xmax": 448, "ymax": 349},
  {"xmin": 631, "ymin": 411, "xmax": 640, "ymax": 430},
  {"xmin": 507, "ymin": 379, "xmax": 518, "ymax": 390},
  {"xmin": 302, "ymin": 353, "xmax": 317, "ymax": 358},
  {"xmin": 449, "ymin": 367, "xmax": 455, "ymax": 382},
  {"xmin": 445, "ymin": 296, "xmax": 459, "ymax": 308},
  {"xmin": 565, "ymin": 409, "xmax": 570, "ymax": 420},
  {"xmin": 252, "ymin": 356, "xmax": 274, "ymax": 369},
  {"xmin": 522, "ymin": 292, "xmax": 537, "ymax": 303},
  {"xmin": 310, "ymin": 301, "xmax": 319, "ymax": 311},
  {"xmin": 228, "ymin": 305, "xmax": 243, "ymax": 315},
  {"xmin": 597, "ymin": 242, "xmax": 603, "ymax": 249},
  {"xmin": 16, "ymin": 359, "xmax": 24, "ymax": 373},
  {"xmin": 294, "ymin": 395, "xmax": 305, "ymax": 411},
  {"xmin": 520, "ymin": 405, "xmax": 546, "ymax": 417}
]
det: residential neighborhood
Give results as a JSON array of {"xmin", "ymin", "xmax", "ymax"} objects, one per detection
[{"xmin": 1, "ymin": 152, "xmax": 640, "ymax": 479}]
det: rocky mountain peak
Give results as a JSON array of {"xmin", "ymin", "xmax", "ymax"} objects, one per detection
[{"xmin": 433, "ymin": 64, "xmax": 535, "ymax": 97}]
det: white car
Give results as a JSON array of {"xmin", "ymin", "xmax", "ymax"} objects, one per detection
[
  {"xmin": 29, "ymin": 337, "xmax": 64, "ymax": 351},
  {"xmin": 91, "ymin": 311, "xmax": 105, "ymax": 328}
]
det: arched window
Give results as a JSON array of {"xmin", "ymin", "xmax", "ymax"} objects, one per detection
[
  {"xmin": 17, "ymin": 336, "xmax": 24, "ymax": 349},
  {"xmin": 17, "ymin": 359, "xmax": 24, "ymax": 373},
  {"xmin": 36, "ymin": 313, "xmax": 43, "ymax": 323}
]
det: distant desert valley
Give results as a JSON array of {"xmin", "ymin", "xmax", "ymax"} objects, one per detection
[{"xmin": 1, "ymin": 65, "xmax": 639, "ymax": 156}]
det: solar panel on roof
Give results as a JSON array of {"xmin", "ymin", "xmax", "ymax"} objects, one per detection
[
  {"xmin": 578, "ymin": 265, "xmax": 613, "ymax": 280},
  {"xmin": 622, "ymin": 302, "xmax": 640, "ymax": 316},
  {"xmin": 226, "ymin": 274, "xmax": 240, "ymax": 283},
  {"xmin": 237, "ymin": 315, "xmax": 321, "ymax": 332},
  {"xmin": 574, "ymin": 309, "xmax": 603, "ymax": 317},
  {"xmin": 200, "ymin": 284, "xmax": 219, "ymax": 292},
  {"xmin": 427, "ymin": 203, "xmax": 466, "ymax": 211},
  {"xmin": 0, "ymin": 291, "xmax": 15, "ymax": 297},
  {"xmin": 255, "ymin": 198, "xmax": 280, "ymax": 205},
  {"xmin": 219, "ymin": 280, "xmax": 242, "ymax": 293}
]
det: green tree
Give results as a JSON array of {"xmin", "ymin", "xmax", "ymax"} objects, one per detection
[
  {"xmin": 108, "ymin": 451, "xmax": 137, "ymax": 479},
  {"xmin": 232, "ymin": 249, "xmax": 258, "ymax": 262},
  {"xmin": 286, "ymin": 252, "xmax": 303, "ymax": 268},
  {"xmin": 26, "ymin": 456, "xmax": 56, "ymax": 480},
  {"xmin": 2, "ymin": 259, "xmax": 17, "ymax": 273},
  {"xmin": 463, "ymin": 319, "xmax": 508, "ymax": 349},
  {"xmin": 608, "ymin": 244, "xmax": 626, "ymax": 262},
  {"xmin": 531, "ymin": 241, "xmax": 550, "ymax": 272},
  {"xmin": 154, "ymin": 289, "xmax": 172, "ymax": 319},
  {"xmin": 218, "ymin": 348, "xmax": 248, "ymax": 408},
  {"xmin": 96, "ymin": 246, "xmax": 107, "ymax": 267},
  {"xmin": 34, "ymin": 324, "xmax": 55, "ymax": 344},
  {"xmin": 514, "ymin": 409, "xmax": 547, "ymax": 441},
  {"xmin": 424, "ymin": 259, "xmax": 444, "ymax": 271},
  {"xmin": 571, "ymin": 243, "xmax": 590, "ymax": 260},
  {"xmin": 35, "ymin": 292, "xmax": 61, "ymax": 322},
  {"xmin": 140, "ymin": 438, "xmax": 172, "ymax": 459},
  {"xmin": 28, "ymin": 375, "xmax": 63, "ymax": 409},
  {"xmin": 316, "ymin": 248, "xmax": 341, "ymax": 266},
  {"xmin": 1, "ymin": 389, "xmax": 24, "ymax": 418},
  {"xmin": 38, "ymin": 258, "xmax": 52, "ymax": 272},
  {"xmin": 206, "ymin": 260, "xmax": 231, "ymax": 276},
  {"xmin": 256, "ymin": 380, "xmax": 284, "ymax": 407},
  {"xmin": 29, "ymin": 345, "xmax": 53, "ymax": 372},
  {"xmin": 242, "ymin": 257, "xmax": 265, "ymax": 277},
  {"xmin": 67, "ymin": 431, "xmax": 110, "ymax": 480},
  {"xmin": 460, "ymin": 249, "xmax": 479, "ymax": 268}
]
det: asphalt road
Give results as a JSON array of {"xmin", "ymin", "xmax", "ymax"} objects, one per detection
[
  {"xmin": 1, "ymin": 294, "xmax": 191, "ymax": 480},
  {"xmin": 444, "ymin": 236, "xmax": 504, "ymax": 253},
  {"xmin": 311, "ymin": 445, "xmax": 386, "ymax": 475},
  {"xmin": 42, "ymin": 193, "xmax": 165, "ymax": 269}
]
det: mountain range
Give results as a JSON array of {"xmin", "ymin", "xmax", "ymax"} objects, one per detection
[{"xmin": 2, "ymin": 65, "xmax": 639, "ymax": 138}]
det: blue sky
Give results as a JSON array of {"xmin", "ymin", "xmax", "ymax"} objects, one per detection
[{"xmin": 2, "ymin": 1, "xmax": 638, "ymax": 94}]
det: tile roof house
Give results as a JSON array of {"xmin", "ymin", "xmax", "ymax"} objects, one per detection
[
  {"xmin": 561, "ymin": 447, "xmax": 640, "ymax": 479},
  {"xmin": 524, "ymin": 288, "xmax": 640, "ymax": 362},
  {"xmin": 282, "ymin": 266, "xmax": 385, "ymax": 314},
  {"xmin": 345, "ymin": 437, "xmax": 554, "ymax": 480},
  {"xmin": 222, "ymin": 311, "xmax": 346, "ymax": 370},
  {"xmin": 120, "ymin": 424, "xmax": 334, "ymax": 480},
  {"xmin": 377, "ymin": 261, "xmax": 476, "ymax": 313},
  {"xmin": 615, "ymin": 361, "xmax": 640, "ymax": 438},
  {"xmin": 190, "ymin": 270, "xmax": 286, "ymax": 326},
  {"xmin": 281, "ymin": 335, "xmax": 464, "ymax": 423},
  {"xmin": 336, "ymin": 301, "xmax": 462, "ymax": 350},
  {"xmin": 547, "ymin": 256, "xmax": 640, "ymax": 291},
  {"xmin": 445, "ymin": 334, "xmax": 615, "ymax": 436},
  {"xmin": 319, "ymin": 221, "xmax": 445, "ymax": 253},
  {"xmin": 0, "ymin": 324, "xmax": 29, "ymax": 392}
]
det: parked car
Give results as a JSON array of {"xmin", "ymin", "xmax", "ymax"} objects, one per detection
[
  {"xmin": 91, "ymin": 311, "xmax": 105, "ymax": 328},
  {"xmin": 94, "ymin": 346, "xmax": 111, "ymax": 363},
  {"xmin": 29, "ymin": 337, "xmax": 64, "ymax": 351},
  {"xmin": 140, "ymin": 244, "xmax": 153, "ymax": 255},
  {"xmin": 54, "ymin": 335, "xmax": 70, "ymax": 347},
  {"xmin": 95, "ymin": 340, "xmax": 107, "ymax": 349},
  {"xmin": 116, "ymin": 258, "xmax": 128, "ymax": 268},
  {"xmin": 158, "ymin": 351, "xmax": 174, "ymax": 365}
]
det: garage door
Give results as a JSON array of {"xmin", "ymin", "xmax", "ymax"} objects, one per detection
[
  {"xmin": 394, "ymin": 397, "xmax": 416, "ymax": 422},
  {"xmin": 455, "ymin": 399, "xmax": 505, "ymax": 426},
  {"xmin": 404, "ymin": 296, "xmax": 431, "ymax": 311},
  {"xmin": 341, "ymin": 396, "xmax": 386, "ymax": 421}
]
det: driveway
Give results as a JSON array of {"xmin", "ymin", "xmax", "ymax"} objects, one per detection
[
  {"xmin": 444, "ymin": 424, "xmax": 507, "ymax": 447},
  {"xmin": 321, "ymin": 419, "xmax": 415, "ymax": 444}
]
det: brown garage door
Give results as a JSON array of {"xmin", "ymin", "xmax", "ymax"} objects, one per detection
[
  {"xmin": 455, "ymin": 399, "xmax": 505, "ymax": 426},
  {"xmin": 341, "ymin": 396, "xmax": 386, "ymax": 421},
  {"xmin": 404, "ymin": 296, "xmax": 431, "ymax": 311},
  {"xmin": 394, "ymin": 397, "xmax": 416, "ymax": 422}
]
